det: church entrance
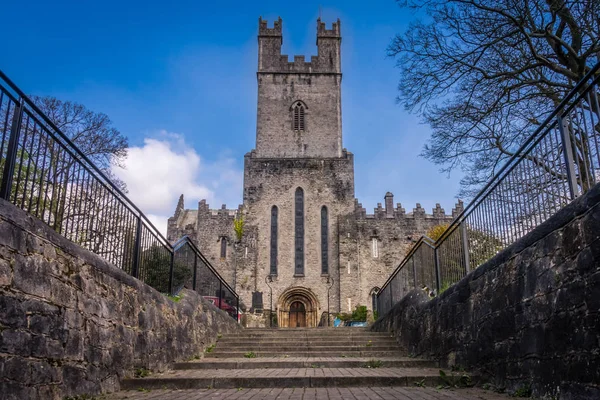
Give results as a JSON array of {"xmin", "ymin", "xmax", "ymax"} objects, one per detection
[
  {"xmin": 289, "ymin": 301, "xmax": 306, "ymax": 327},
  {"xmin": 277, "ymin": 287, "xmax": 320, "ymax": 328}
]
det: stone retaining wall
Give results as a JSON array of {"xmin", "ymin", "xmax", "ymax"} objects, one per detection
[
  {"xmin": 373, "ymin": 184, "xmax": 600, "ymax": 399},
  {"xmin": 0, "ymin": 199, "xmax": 241, "ymax": 399}
]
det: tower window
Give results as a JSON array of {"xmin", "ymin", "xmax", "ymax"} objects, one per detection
[
  {"xmin": 321, "ymin": 206, "xmax": 328, "ymax": 274},
  {"xmin": 372, "ymin": 238, "xmax": 378, "ymax": 258},
  {"xmin": 295, "ymin": 187, "xmax": 304, "ymax": 275},
  {"xmin": 292, "ymin": 101, "xmax": 306, "ymax": 131},
  {"xmin": 220, "ymin": 237, "xmax": 227, "ymax": 259},
  {"xmin": 270, "ymin": 206, "xmax": 278, "ymax": 275}
]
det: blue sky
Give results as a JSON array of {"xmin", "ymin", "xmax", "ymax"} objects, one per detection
[{"xmin": 0, "ymin": 0, "xmax": 463, "ymax": 233}]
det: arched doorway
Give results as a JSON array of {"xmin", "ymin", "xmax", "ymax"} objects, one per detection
[
  {"xmin": 289, "ymin": 301, "xmax": 306, "ymax": 327},
  {"xmin": 277, "ymin": 287, "xmax": 320, "ymax": 328}
]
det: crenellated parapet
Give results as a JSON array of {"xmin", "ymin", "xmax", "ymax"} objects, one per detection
[
  {"xmin": 258, "ymin": 16, "xmax": 282, "ymax": 36},
  {"xmin": 257, "ymin": 17, "xmax": 341, "ymax": 74},
  {"xmin": 352, "ymin": 192, "xmax": 461, "ymax": 221},
  {"xmin": 317, "ymin": 17, "xmax": 341, "ymax": 38}
]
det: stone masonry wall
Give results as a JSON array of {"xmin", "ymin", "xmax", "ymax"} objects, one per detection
[
  {"xmin": 339, "ymin": 199, "xmax": 460, "ymax": 313},
  {"xmin": 0, "ymin": 199, "xmax": 240, "ymax": 399},
  {"xmin": 240, "ymin": 152, "xmax": 356, "ymax": 321},
  {"xmin": 372, "ymin": 183, "xmax": 600, "ymax": 399}
]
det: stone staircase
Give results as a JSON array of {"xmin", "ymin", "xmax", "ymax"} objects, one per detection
[{"xmin": 120, "ymin": 328, "xmax": 455, "ymax": 390}]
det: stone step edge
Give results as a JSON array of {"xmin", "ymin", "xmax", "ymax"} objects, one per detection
[
  {"xmin": 204, "ymin": 351, "xmax": 406, "ymax": 359},
  {"xmin": 174, "ymin": 359, "xmax": 436, "ymax": 370},
  {"xmin": 213, "ymin": 343, "xmax": 401, "ymax": 351},
  {"xmin": 121, "ymin": 374, "xmax": 452, "ymax": 390}
]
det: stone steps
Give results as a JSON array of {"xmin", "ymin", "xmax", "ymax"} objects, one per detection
[
  {"xmin": 174, "ymin": 357, "xmax": 436, "ymax": 370},
  {"xmin": 118, "ymin": 328, "xmax": 477, "ymax": 391},
  {"xmin": 205, "ymin": 350, "xmax": 407, "ymax": 358},
  {"xmin": 210, "ymin": 345, "xmax": 400, "ymax": 352},
  {"xmin": 121, "ymin": 367, "xmax": 453, "ymax": 390}
]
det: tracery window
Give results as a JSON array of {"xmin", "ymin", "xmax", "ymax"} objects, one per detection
[
  {"xmin": 295, "ymin": 187, "xmax": 304, "ymax": 275},
  {"xmin": 270, "ymin": 206, "xmax": 278, "ymax": 275},
  {"xmin": 292, "ymin": 101, "xmax": 306, "ymax": 131},
  {"xmin": 321, "ymin": 206, "xmax": 328, "ymax": 274}
]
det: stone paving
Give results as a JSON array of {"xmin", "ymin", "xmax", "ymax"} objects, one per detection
[{"xmin": 105, "ymin": 387, "xmax": 508, "ymax": 399}]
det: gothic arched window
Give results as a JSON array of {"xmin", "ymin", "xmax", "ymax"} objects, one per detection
[
  {"xmin": 321, "ymin": 206, "xmax": 328, "ymax": 274},
  {"xmin": 270, "ymin": 206, "xmax": 278, "ymax": 275},
  {"xmin": 294, "ymin": 187, "xmax": 304, "ymax": 275},
  {"xmin": 292, "ymin": 101, "xmax": 306, "ymax": 131}
]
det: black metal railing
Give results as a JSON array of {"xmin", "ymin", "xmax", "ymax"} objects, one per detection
[
  {"xmin": 173, "ymin": 236, "xmax": 239, "ymax": 321},
  {"xmin": 377, "ymin": 63, "xmax": 600, "ymax": 317},
  {"xmin": 0, "ymin": 69, "xmax": 239, "ymax": 321}
]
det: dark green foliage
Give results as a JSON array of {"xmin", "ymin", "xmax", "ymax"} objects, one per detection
[
  {"xmin": 141, "ymin": 245, "xmax": 193, "ymax": 294},
  {"xmin": 337, "ymin": 305, "xmax": 368, "ymax": 322}
]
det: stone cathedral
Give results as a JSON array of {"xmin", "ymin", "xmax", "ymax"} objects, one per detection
[{"xmin": 167, "ymin": 17, "xmax": 462, "ymax": 327}]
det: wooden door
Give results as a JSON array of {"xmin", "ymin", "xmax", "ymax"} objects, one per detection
[{"xmin": 289, "ymin": 301, "xmax": 306, "ymax": 328}]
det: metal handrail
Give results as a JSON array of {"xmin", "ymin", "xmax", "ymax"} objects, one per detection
[
  {"xmin": 0, "ymin": 69, "xmax": 168, "ymax": 246},
  {"xmin": 377, "ymin": 62, "xmax": 600, "ymax": 315},
  {"xmin": 0, "ymin": 68, "xmax": 239, "ymax": 320},
  {"xmin": 173, "ymin": 235, "xmax": 238, "ymax": 298}
]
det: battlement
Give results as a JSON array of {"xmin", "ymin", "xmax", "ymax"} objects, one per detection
[
  {"xmin": 317, "ymin": 18, "xmax": 341, "ymax": 38},
  {"xmin": 353, "ymin": 193, "xmax": 463, "ymax": 220},
  {"xmin": 257, "ymin": 17, "xmax": 341, "ymax": 74},
  {"xmin": 197, "ymin": 200, "xmax": 241, "ymax": 218},
  {"xmin": 258, "ymin": 17, "xmax": 282, "ymax": 37}
]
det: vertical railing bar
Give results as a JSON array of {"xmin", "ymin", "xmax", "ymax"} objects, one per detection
[
  {"xmin": 131, "ymin": 216, "xmax": 142, "ymax": 278},
  {"xmin": 28, "ymin": 123, "xmax": 43, "ymax": 215},
  {"xmin": 168, "ymin": 250, "xmax": 175, "ymax": 295},
  {"xmin": 23, "ymin": 116, "xmax": 37, "ymax": 211},
  {"xmin": 460, "ymin": 221, "xmax": 470, "ymax": 274},
  {"xmin": 0, "ymin": 99, "xmax": 23, "ymax": 200},
  {"xmin": 0, "ymin": 98, "xmax": 13, "ymax": 161},
  {"xmin": 558, "ymin": 115, "xmax": 579, "ymax": 199}
]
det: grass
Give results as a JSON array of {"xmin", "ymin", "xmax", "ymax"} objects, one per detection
[
  {"xmin": 244, "ymin": 351, "xmax": 257, "ymax": 358},
  {"xmin": 363, "ymin": 359, "xmax": 383, "ymax": 368},
  {"xmin": 366, "ymin": 340, "xmax": 373, "ymax": 347},
  {"xmin": 205, "ymin": 344, "xmax": 215, "ymax": 353},
  {"xmin": 134, "ymin": 368, "xmax": 151, "ymax": 378},
  {"xmin": 512, "ymin": 385, "xmax": 532, "ymax": 397},
  {"xmin": 166, "ymin": 293, "xmax": 183, "ymax": 302},
  {"xmin": 438, "ymin": 369, "xmax": 473, "ymax": 388}
]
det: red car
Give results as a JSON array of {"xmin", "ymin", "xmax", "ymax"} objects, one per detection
[{"xmin": 203, "ymin": 296, "xmax": 237, "ymax": 316}]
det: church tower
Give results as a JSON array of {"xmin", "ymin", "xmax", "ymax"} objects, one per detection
[
  {"xmin": 255, "ymin": 17, "xmax": 343, "ymax": 158},
  {"xmin": 167, "ymin": 17, "xmax": 458, "ymax": 327}
]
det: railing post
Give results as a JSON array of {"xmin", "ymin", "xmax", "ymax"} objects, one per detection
[
  {"xmin": 236, "ymin": 296, "xmax": 240, "ymax": 323},
  {"xmin": 434, "ymin": 247, "xmax": 441, "ymax": 294},
  {"xmin": 218, "ymin": 281, "xmax": 222, "ymax": 310},
  {"xmin": 131, "ymin": 216, "xmax": 142, "ymax": 278},
  {"xmin": 460, "ymin": 222, "xmax": 471, "ymax": 274},
  {"xmin": 168, "ymin": 251, "xmax": 174, "ymax": 295},
  {"xmin": 192, "ymin": 254, "xmax": 198, "ymax": 291},
  {"xmin": 558, "ymin": 115, "xmax": 579, "ymax": 199},
  {"xmin": 0, "ymin": 100, "xmax": 23, "ymax": 200}
]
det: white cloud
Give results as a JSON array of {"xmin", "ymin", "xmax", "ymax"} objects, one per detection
[{"xmin": 112, "ymin": 132, "xmax": 243, "ymax": 236}]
